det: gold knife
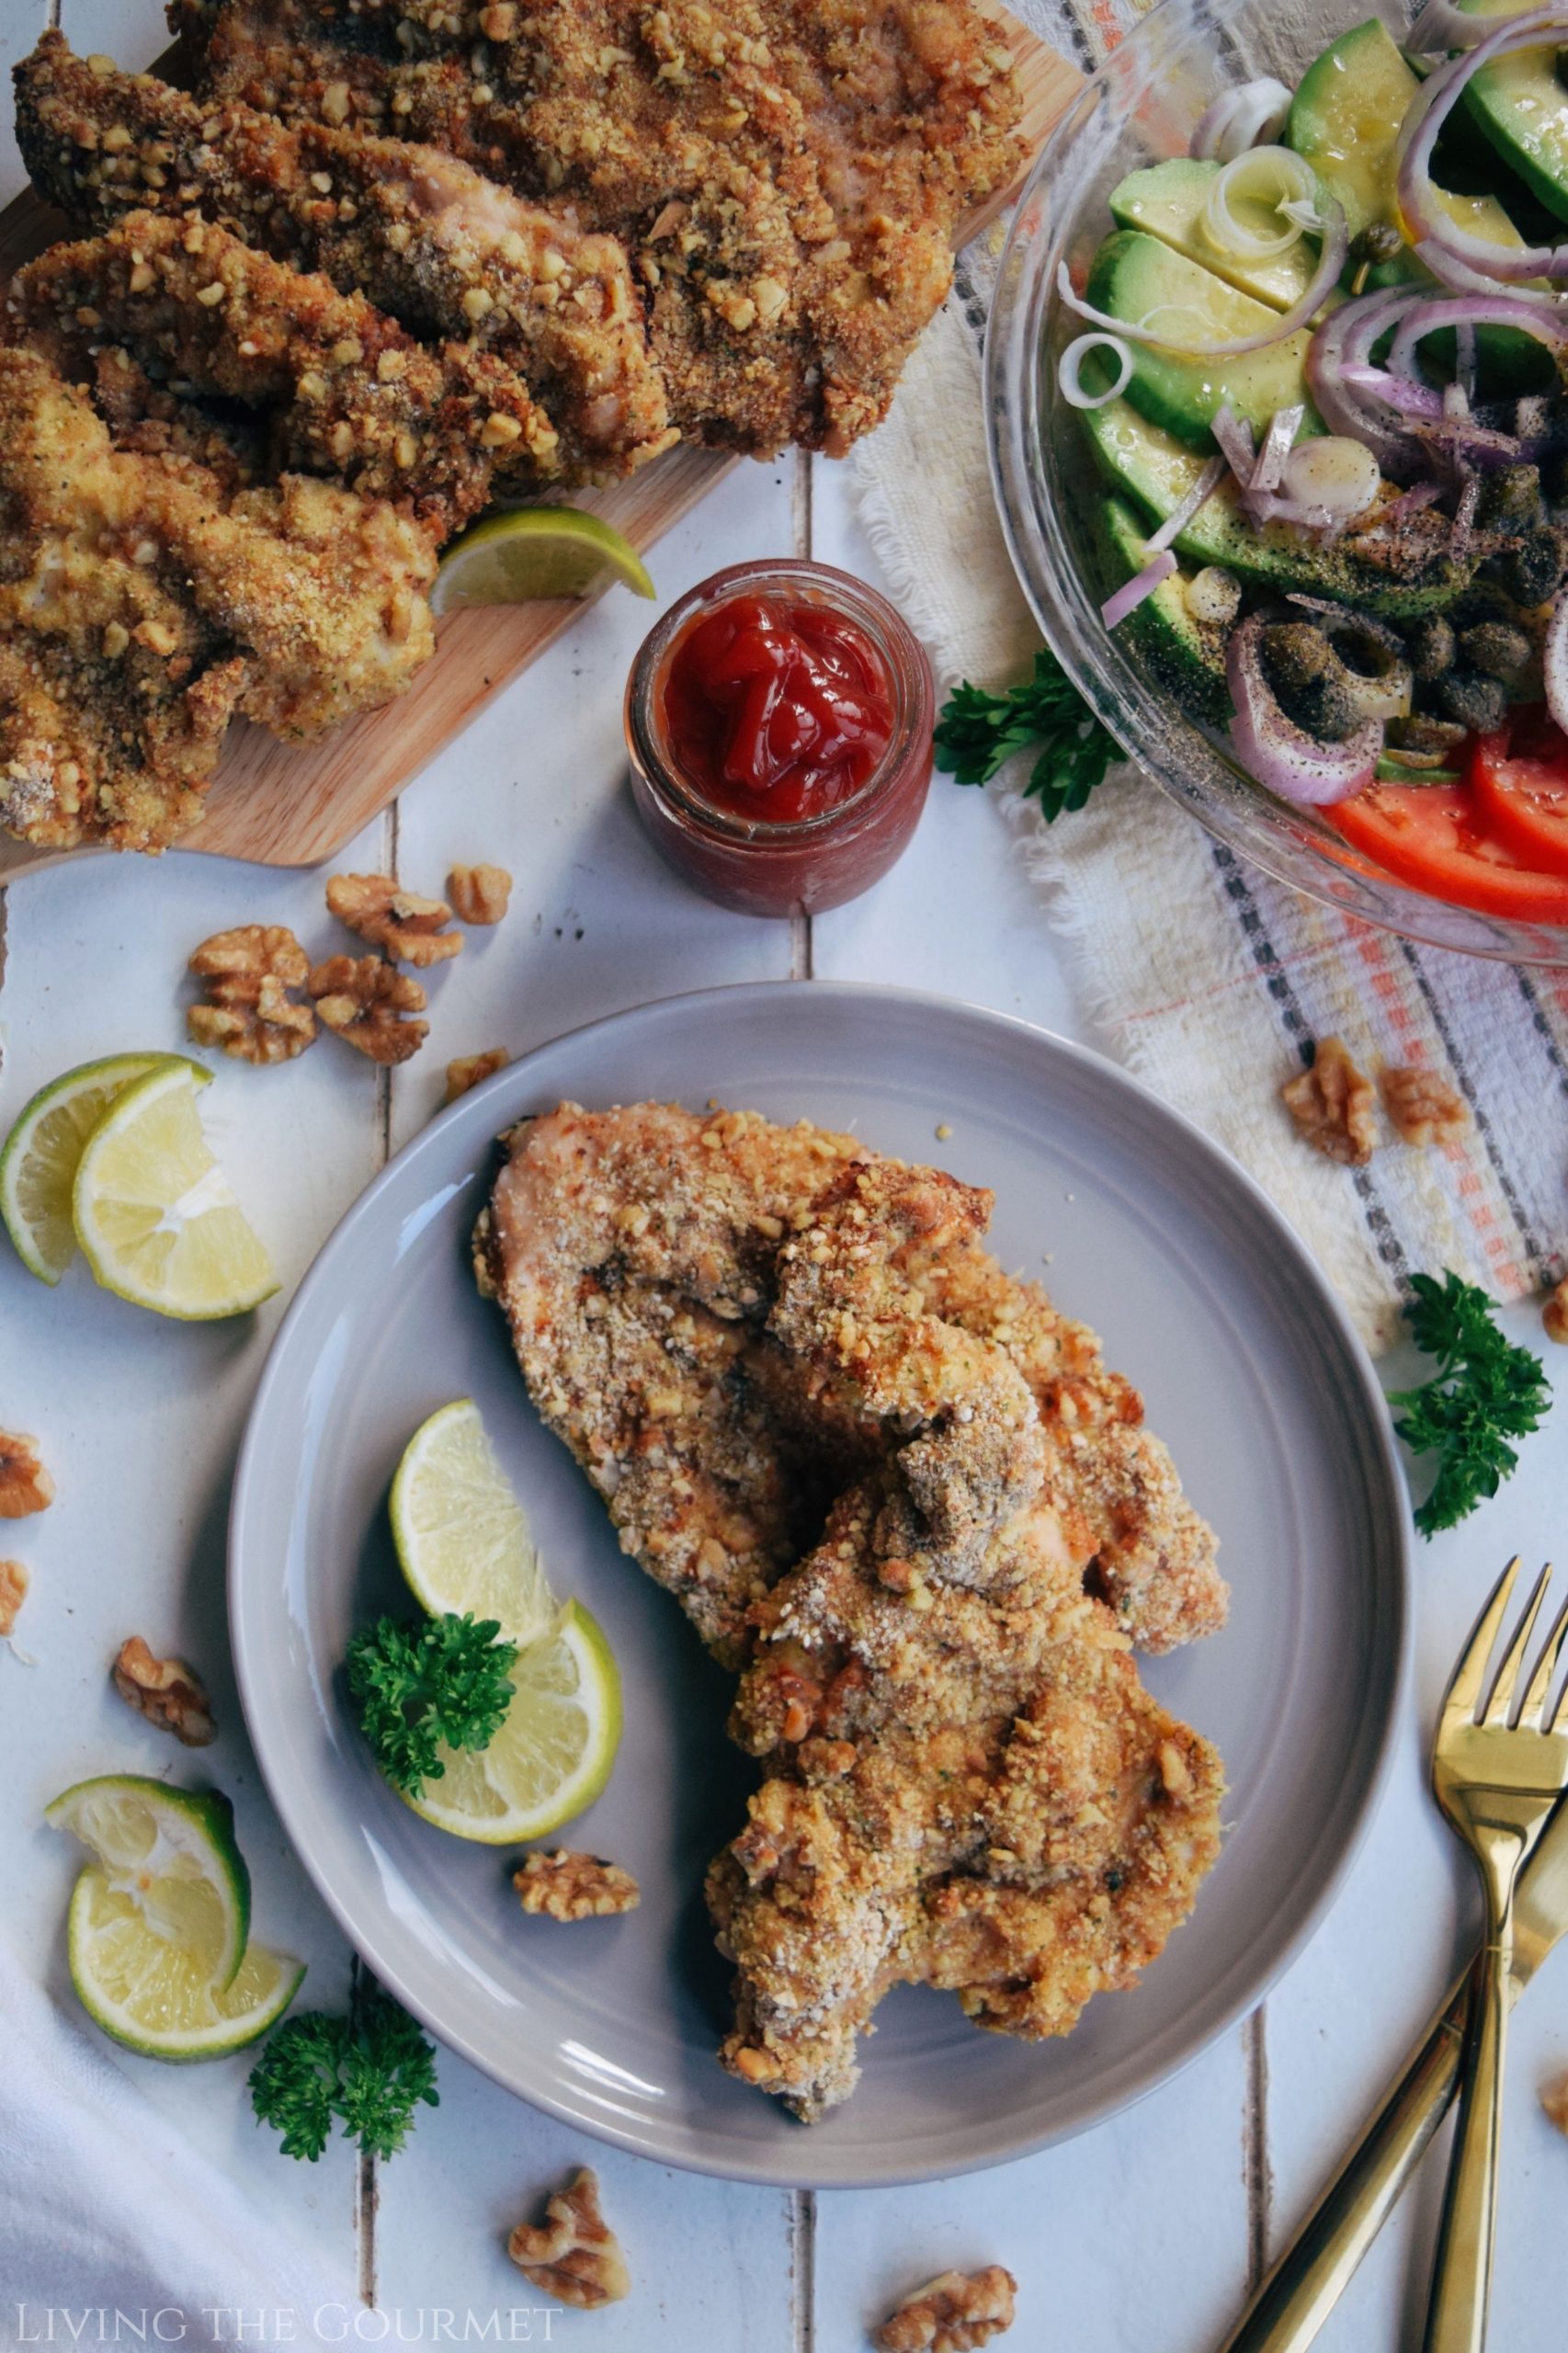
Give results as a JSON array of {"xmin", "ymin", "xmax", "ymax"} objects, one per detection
[{"xmin": 1219, "ymin": 1789, "xmax": 1568, "ymax": 2353}]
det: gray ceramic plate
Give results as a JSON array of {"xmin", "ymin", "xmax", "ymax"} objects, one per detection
[{"xmin": 230, "ymin": 983, "xmax": 1410, "ymax": 2188}]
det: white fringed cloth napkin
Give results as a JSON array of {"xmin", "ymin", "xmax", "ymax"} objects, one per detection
[{"xmin": 851, "ymin": 0, "xmax": 1568, "ymax": 1351}]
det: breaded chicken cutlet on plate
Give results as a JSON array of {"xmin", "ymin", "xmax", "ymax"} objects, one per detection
[
  {"xmin": 478, "ymin": 1100, "xmax": 1228, "ymax": 2118},
  {"xmin": 1, "ymin": 3, "xmax": 1021, "ymax": 855}
]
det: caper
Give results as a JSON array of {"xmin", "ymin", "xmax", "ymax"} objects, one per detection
[
  {"xmin": 1479, "ymin": 464, "xmax": 1544, "ymax": 534},
  {"xmin": 1458, "ymin": 620, "xmax": 1532, "ymax": 681},
  {"xmin": 1435, "ymin": 670, "xmax": 1508, "ymax": 732},
  {"xmin": 1260, "ymin": 620, "xmax": 1333, "ymax": 692},
  {"xmin": 1406, "ymin": 614, "xmax": 1456, "ymax": 683},
  {"xmin": 1396, "ymin": 715, "xmax": 1468, "ymax": 756},
  {"xmin": 1496, "ymin": 526, "xmax": 1568, "ymax": 606},
  {"xmin": 1349, "ymin": 221, "xmax": 1404, "ymax": 266}
]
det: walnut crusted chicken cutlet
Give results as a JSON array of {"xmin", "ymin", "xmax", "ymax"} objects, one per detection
[
  {"xmin": 172, "ymin": 0, "xmax": 1025, "ymax": 455},
  {"xmin": 478, "ymin": 1100, "xmax": 1227, "ymax": 2118}
]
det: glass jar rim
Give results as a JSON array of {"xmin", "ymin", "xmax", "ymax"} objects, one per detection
[{"xmin": 625, "ymin": 558, "xmax": 934, "ymax": 846}]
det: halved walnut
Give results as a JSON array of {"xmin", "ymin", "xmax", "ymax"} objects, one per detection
[
  {"xmin": 514, "ymin": 1849, "xmax": 640, "ymax": 1920},
  {"xmin": 187, "ymin": 925, "xmax": 316, "ymax": 1064},
  {"xmin": 1545, "ymin": 1277, "xmax": 1568, "ymax": 1347},
  {"xmin": 873, "ymin": 2267, "xmax": 1017, "ymax": 2352},
  {"xmin": 309, "ymin": 956, "xmax": 428, "ymax": 1063},
  {"xmin": 1381, "ymin": 1063, "xmax": 1471, "ymax": 1147},
  {"xmin": 0, "ymin": 1430, "xmax": 54, "ymax": 1518},
  {"xmin": 1281, "ymin": 1037, "xmax": 1378, "ymax": 1166},
  {"xmin": 326, "ymin": 872, "xmax": 462, "ymax": 966},
  {"xmin": 448, "ymin": 863, "xmax": 513, "ymax": 926},
  {"xmin": 112, "ymin": 1636, "xmax": 217, "ymax": 1746},
  {"xmin": 0, "ymin": 1559, "xmax": 29, "ymax": 1640},
  {"xmin": 446, "ymin": 1048, "xmax": 510, "ymax": 1104},
  {"xmin": 507, "ymin": 2167, "xmax": 631, "ymax": 2308}
]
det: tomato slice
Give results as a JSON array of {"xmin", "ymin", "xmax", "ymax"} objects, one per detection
[
  {"xmin": 1469, "ymin": 707, "xmax": 1568, "ymax": 879},
  {"xmin": 1333, "ymin": 780, "xmax": 1568, "ymax": 923}
]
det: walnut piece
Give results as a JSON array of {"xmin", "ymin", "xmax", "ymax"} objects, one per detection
[
  {"xmin": 873, "ymin": 2268, "xmax": 1018, "ymax": 2353},
  {"xmin": 1542, "ymin": 2073, "xmax": 1568, "ymax": 2135},
  {"xmin": 0, "ymin": 1560, "xmax": 29, "ymax": 1639},
  {"xmin": 507, "ymin": 2167, "xmax": 631, "ymax": 2308},
  {"xmin": 0, "ymin": 1430, "xmax": 54, "ymax": 1518},
  {"xmin": 446, "ymin": 1048, "xmax": 511, "ymax": 1104},
  {"xmin": 187, "ymin": 925, "xmax": 316, "ymax": 1064},
  {"xmin": 1381, "ymin": 1063, "xmax": 1471, "ymax": 1147},
  {"xmin": 1281, "ymin": 1038, "xmax": 1379, "ymax": 1166},
  {"xmin": 448, "ymin": 863, "xmax": 513, "ymax": 926},
  {"xmin": 309, "ymin": 955, "xmax": 428, "ymax": 1063},
  {"xmin": 326, "ymin": 872, "xmax": 462, "ymax": 966},
  {"xmin": 112, "ymin": 1635, "xmax": 217, "ymax": 1746},
  {"xmin": 1544, "ymin": 1278, "xmax": 1568, "ymax": 1347},
  {"xmin": 514, "ymin": 1850, "xmax": 640, "ymax": 1920}
]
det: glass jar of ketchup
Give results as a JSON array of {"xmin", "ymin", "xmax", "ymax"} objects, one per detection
[{"xmin": 625, "ymin": 560, "xmax": 935, "ymax": 917}]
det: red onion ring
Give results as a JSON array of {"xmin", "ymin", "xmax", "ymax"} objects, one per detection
[
  {"xmin": 1226, "ymin": 613, "xmax": 1382, "ymax": 805},
  {"xmin": 1101, "ymin": 548, "xmax": 1178, "ymax": 630},
  {"xmin": 1411, "ymin": 239, "xmax": 1564, "ymax": 305},
  {"xmin": 1397, "ymin": 10, "xmax": 1568, "ymax": 282},
  {"xmin": 1055, "ymin": 188, "xmax": 1346, "ymax": 358},
  {"xmin": 1384, "ymin": 293, "xmax": 1568, "ymax": 381},
  {"xmin": 1308, "ymin": 290, "xmax": 1433, "ymax": 475}
]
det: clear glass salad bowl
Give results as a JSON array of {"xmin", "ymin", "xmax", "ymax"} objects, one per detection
[{"xmin": 986, "ymin": 0, "xmax": 1568, "ymax": 965}]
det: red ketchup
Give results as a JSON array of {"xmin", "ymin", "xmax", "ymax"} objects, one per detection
[{"xmin": 626, "ymin": 561, "xmax": 935, "ymax": 917}]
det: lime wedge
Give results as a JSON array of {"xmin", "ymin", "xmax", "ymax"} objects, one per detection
[
  {"xmin": 72, "ymin": 1063, "xmax": 277, "ymax": 1319},
  {"xmin": 431, "ymin": 508, "xmax": 655, "ymax": 612},
  {"xmin": 46, "ymin": 1775, "xmax": 253, "ymax": 1992},
  {"xmin": 1, "ymin": 1052, "xmax": 199, "ymax": 1284},
  {"xmin": 391, "ymin": 1399, "xmax": 558, "ymax": 1646},
  {"xmin": 405, "ymin": 1600, "xmax": 621, "ymax": 1843},
  {"xmin": 66, "ymin": 1869, "xmax": 304, "ymax": 2060}
]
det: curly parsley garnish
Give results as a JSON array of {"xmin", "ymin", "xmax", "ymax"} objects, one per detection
[
  {"xmin": 1386, "ymin": 1272, "xmax": 1550, "ymax": 1537},
  {"xmin": 933, "ymin": 648, "xmax": 1121, "ymax": 821},
  {"xmin": 346, "ymin": 1610, "xmax": 517, "ymax": 1794},
  {"xmin": 249, "ymin": 1985, "xmax": 438, "ymax": 2163}
]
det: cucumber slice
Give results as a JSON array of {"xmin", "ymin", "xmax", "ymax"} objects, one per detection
[
  {"xmin": 1080, "ymin": 398, "xmax": 1472, "ymax": 617},
  {"xmin": 1082, "ymin": 232, "xmax": 1321, "ymax": 449},
  {"xmin": 1098, "ymin": 496, "xmax": 1232, "ymax": 725},
  {"xmin": 1107, "ymin": 159, "xmax": 1318, "ymax": 312}
]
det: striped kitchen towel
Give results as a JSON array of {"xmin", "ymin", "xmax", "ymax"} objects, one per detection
[{"xmin": 850, "ymin": 0, "xmax": 1568, "ymax": 1352}]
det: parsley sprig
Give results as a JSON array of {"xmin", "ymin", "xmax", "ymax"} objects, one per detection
[
  {"xmin": 1386, "ymin": 1272, "xmax": 1551, "ymax": 1537},
  {"xmin": 346, "ymin": 1610, "xmax": 517, "ymax": 1794},
  {"xmin": 932, "ymin": 648, "xmax": 1121, "ymax": 821},
  {"xmin": 249, "ymin": 1985, "xmax": 438, "ymax": 2163}
]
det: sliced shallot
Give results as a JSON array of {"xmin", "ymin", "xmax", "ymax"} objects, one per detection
[
  {"xmin": 1191, "ymin": 79, "xmax": 1293, "ymax": 163},
  {"xmin": 1202, "ymin": 147, "xmax": 1322, "ymax": 261},
  {"xmin": 1059, "ymin": 332, "xmax": 1134, "ymax": 409}
]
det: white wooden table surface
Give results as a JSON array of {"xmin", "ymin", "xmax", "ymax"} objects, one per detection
[{"xmin": 4, "ymin": 6, "xmax": 1568, "ymax": 2345}]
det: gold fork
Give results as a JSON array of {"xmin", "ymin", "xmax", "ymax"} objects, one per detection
[{"xmin": 1423, "ymin": 1556, "xmax": 1568, "ymax": 2353}]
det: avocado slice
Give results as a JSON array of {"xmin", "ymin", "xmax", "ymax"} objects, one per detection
[
  {"xmin": 1098, "ymin": 495, "xmax": 1232, "ymax": 724},
  {"xmin": 1288, "ymin": 17, "xmax": 1551, "ymax": 390},
  {"xmin": 1108, "ymin": 158, "xmax": 1319, "ymax": 312},
  {"xmin": 1080, "ymin": 397, "xmax": 1473, "ymax": 617},
  {"xmin": 1460, "ymin": 0, "xmax": 1568, "ymax": 226},
  {"xmin": 1083, "ymin": 232, "xmax": 1322, "ymax": 449},
  {"xmin": 1287, "ymin": 18, "xmax": 1419, "ymax": 238}
]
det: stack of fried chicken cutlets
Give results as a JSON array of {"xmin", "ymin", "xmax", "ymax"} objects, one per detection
[
  {"xmin": 479, "ymin": 1101, "xmax": 1228, "ymax": 2120},
  {"xmin": 2, "ymin": 1, "xmax": 1023, "ymax": 854}
]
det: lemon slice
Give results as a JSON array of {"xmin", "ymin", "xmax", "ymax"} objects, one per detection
[
  {"xmin": 72, "ymin": 1063, "xmax": 277, "ymax": 1319},
  {"xmin": 405, "ymin": 1600, "xmax": 621, "ymax": 1843},
  {"xmin": 0, "ymin": 1052, "xmax": 198, "ymax": 1284},
  {"xmin": 392, "ymin": 1399, "xmax": 558, "ymax": 1645},
  {"xmin": 431, "ymin": 508, "xmax": 655, "ymax": 613},
  {"xmin": 46, "ymin": 1775, "xmax": 253, "ymax": 1993},
  {"xmin": 66, "ymin": 1870, "xmax": 304, "ymax": 2060}
]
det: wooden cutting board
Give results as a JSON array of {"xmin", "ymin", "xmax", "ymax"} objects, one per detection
[{"xmin": 0, "ymin": 10, "xmax": 1080, "ymax": 881}]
